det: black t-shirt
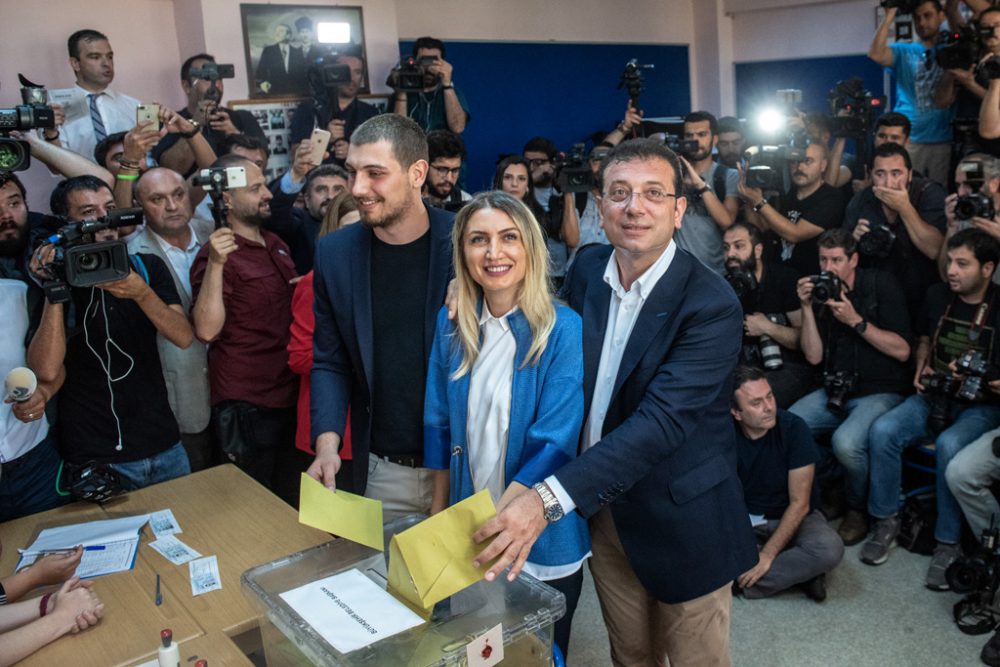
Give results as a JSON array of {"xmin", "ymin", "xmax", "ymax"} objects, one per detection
[
  {"xmin": 59, "ymin": 254, "xmax": 182, "ymax": 464},
  {"xmin": 920, "ymin": 283, "xmax": 1000, "ymax": 375},
  {"xmin": 815, "ymin": 268, "xmax": 912, "ymax": 396},
  {"xmin": 289, "ymin": 97, "xmax": 379, "ymax": 161},
  {"xmin": 777, "ymin": 183, "xmax": 847, "ymax": 277},
  {"xmin": 843, "ymin": 177, "xmax": 946, "ymax": 322},
  {"xmin": 742, "ymin": 261, "xmax": 803, "ymax": 360},
  {"xmin": 736, "ymin": 410, "xmax": 819, "ymax": 519},
  {"xmin": 152, "ymin": 107, "xmax": 266, "ymax": 177},
  {"xmin": 370, "ymin": 231, "xmax": 430, "ymax": 457}
]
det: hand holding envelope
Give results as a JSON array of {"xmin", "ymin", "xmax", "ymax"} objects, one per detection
[{"xmin": 298, "ymin": 473, "xmax": 384, "ymax": 551}]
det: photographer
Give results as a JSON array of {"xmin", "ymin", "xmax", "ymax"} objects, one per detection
[
  {"xmin": 521, "ymin": 138, "xmax": 580, "ymax": 286},
  {"xmin": 423, "ymin": 129, "xmax": 470, "ymax": 211},
  {"xmin": 844, "ymin": 143, "xmax": 946, "ymax": 324},
  {"xmin": 716, "ymin": 116, "xmax": 746, "ymax": 170},
  {"xmin": 789, "ymin": 229, "xmax": 912, "ymax": 546},
  {"xmin": 940, "ymin": 154, "xmax": 1000, "ymax": 275},
  {"xmin": 864, "ymin": 229, "xmax": 1000, "ymax": 590},
  {"xmin": 27, "ymin": 176, "xmax": 194, "ymax": 490},
  {"xmin": 288, "ymin": 51, "xmax": 378, "ymax": 165},
  {"xmin": 936, "ymin": 8, "xmax": 1000, "ymax": 104},
  {"xmin": 869, "ymin": 2, "xmax": 954, "ymax": 185},
  {"xmin": 673, "ymin": 111, "xmax": 740, "ymax": 273},
  {"xmin": 739, "ymin": 142, "xmax": 847, "ymax": 277},
  {"xmin": 392, "ymin": 37, "xmax": 469, "ymax": 134},
  {"xmin": 723, "ymin": 222, "xmax": 816, "ymax": 408},
  {"xmin": 157, "ymin": 54, "xmax": 266, "ymax": 177}
]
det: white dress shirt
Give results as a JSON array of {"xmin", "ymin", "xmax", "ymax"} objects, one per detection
[
  {"xmin": 546, "ymin": 241, "xmax": 678, "ymax": 515},
  {"xmin": 150, "ymin": 223, "xmax": 202, "ymax": 300},
  {"xmin": 0, "ymin": 280, "xmax": 48, "ymax": 463},
  {"xmin": 53, "ymin": 85, "xmax": 139, "ymax": 161}
]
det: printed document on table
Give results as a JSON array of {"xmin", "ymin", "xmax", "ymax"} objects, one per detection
[
  {"xmin": 149, "ymin": 535, "xmax": 201, "ymax": 565},
  {"xmin": 17, "ymin": 514, "xmax": 149, "ymax": 577},
  {"xmin": 280, "ymin": 569, "xmax": 425, "ymax": 654},
  {"xmin": 148, "ymin": 509, "xmax": 182, "ymax": 538}
]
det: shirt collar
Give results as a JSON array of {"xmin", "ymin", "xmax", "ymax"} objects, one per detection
[
  {"xmin": 74, "ymin": 84, "xmax": 114, "ymax": 99},
  {"xmin": 150, "ymin": 222, "xmax": 199, "ymax": 253},
  {"xmin": 603, "ymin": 240, "xmax": 677, "ymax": 301},
  {"xmin": 479, "ymin": 303, "xmax": 518, "ymax": 331}
]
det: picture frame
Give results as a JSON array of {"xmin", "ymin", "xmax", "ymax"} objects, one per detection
[
  {"xmin": 240, "ymin": 3, "xmax": 369, "ymax": 99},
  {"xmin": 229, "ymin": 97, "xmax": 305, "ymax": 181}
]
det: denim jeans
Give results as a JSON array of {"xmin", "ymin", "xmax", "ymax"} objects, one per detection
[
  {"xmin": 0, "ymin": 432, "xmax": 67, "ymax": 523},
  {"xmin": 789, "ymin": 389, "xmax": 904, "ymax": 509},
  {"xmin": 108, "ymin": 442, "xmax": 191, "ymax": 491},
  {"xmin": 869, "ymin": 394, "xmax": 1000, "ymax": 543}
]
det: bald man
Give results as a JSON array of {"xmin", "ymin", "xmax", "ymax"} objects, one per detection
[{"xmin": 128, "ymin": 168, "xmax": 214, "ymax": 470}]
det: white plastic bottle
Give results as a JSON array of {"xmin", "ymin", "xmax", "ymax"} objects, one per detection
[{"xmin": 158, "ymin": 628, "xmax": 181, "ymax": 667}]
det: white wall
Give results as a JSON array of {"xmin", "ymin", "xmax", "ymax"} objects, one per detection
[{"xmin": 730, "ymin": 0, "xmax": 877, "ymax": 62}]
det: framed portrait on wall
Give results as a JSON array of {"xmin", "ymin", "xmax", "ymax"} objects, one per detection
[
  {"xmin": 240, "ymin": 4, "xmax": 369, "ymax": 99},
  {"xmin": 229, "ymin": 98, "xmax": 304, "ymax": 180}
]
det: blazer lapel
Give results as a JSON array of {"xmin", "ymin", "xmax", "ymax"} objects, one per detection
[
  {"xmin": 582, "ymin": 276, "xmax": 611, "ymax": 411},
  {"xmin": 610, "ymin": 251, "xmax": 693, "ymax": 401},
  {"xmin": 355, "ymin": 228, "xmax": 374, "ymax": 390},
  {"xmin": 425, "ymin": 213, "xmax": 451, "ymax": 359}
]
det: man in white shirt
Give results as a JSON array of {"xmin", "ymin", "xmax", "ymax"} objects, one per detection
[
  {"xmin": 129, "ymin": 168, "xmax": 213, "ymax": 470},
  {"xmin": 49, "ymin": 29, "xmax": 139, "ymax": 162}
]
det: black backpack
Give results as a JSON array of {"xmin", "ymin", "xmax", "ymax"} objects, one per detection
[{"xmin": 897, "ymin": 492, "xmax": 938, "ymax": 555}]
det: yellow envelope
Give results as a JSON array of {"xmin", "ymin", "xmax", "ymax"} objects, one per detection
[
  {"xmin": 298, "ymin": 473, "xmax": 384, "ymax": 551},
  {"xmin": 387, "ymin": 490, "xmax": 497, "ymax": 612}
]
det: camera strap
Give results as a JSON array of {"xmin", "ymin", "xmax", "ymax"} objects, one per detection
[{"xmin": 129, "ymin": 254, "xmax": 150, "ymax": 285}]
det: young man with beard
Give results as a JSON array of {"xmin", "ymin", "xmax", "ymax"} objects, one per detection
[
  {"xmin": 423, "ymin": 129, "xmax": 470, "ymax": 211},
  {"xmin": 673, "ymin": 111, "xmax": 740, "ymax": 273},
  {"xmin": 191, "ymin": 157, "xmax": 298, "ymax": 496},
  {"xmin": 739, "ymin": 142, "xmax": 847, "ymax": 277},
  {"xmin": 0, "ymin": 174, "xmax": 66, "ymax": 521},
  {"xmin": 864, "ymin": 229, "xmax": 1000, "ymax": 589},
  {"xmin": 723, "ymin": 222, "xmax": 815, "ymax": 408},
  {"xmin": 716, "ymin": 117, "xmax": 746, "ymax": 170},
  {"xmin": 307, "ymin": 114, "xmax": 454, "ymax": 518}
]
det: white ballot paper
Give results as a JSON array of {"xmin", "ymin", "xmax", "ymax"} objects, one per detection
[
  {"xmin": 148, "ymin": 509, "xmax": 182, "ymax": 538},
  {"xmin": 189, "ymin": 555, "xmax": 222, "ymax": 596},
  {"xmin": 749, "ymin": 513, "xmax": 768, "ymax": 527},
  {"xmin": 280, "ymin": 569, "xmax": 425, "ymax": 654},
  {"xmin": 149, "ymin": 535, "xmax": 201, "ymax": 565},
  {"xmin": 18, "ymin": 514, "xmax": 149, "ymax": 578}
]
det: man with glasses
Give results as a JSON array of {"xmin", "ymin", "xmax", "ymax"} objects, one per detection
[
  {"xmin": 423, "ymin": 129, "xmax": 470, "ymax": 211},
  {"xmin": 478, "ymin": 139, "xmax": 758, "ymax": 666},
  {"xmin": 738, "ymin": 142, "xmax": 847, "ymax": 277}
]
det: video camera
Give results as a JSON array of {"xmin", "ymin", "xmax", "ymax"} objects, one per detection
[
  {"xmin": 807, "ymin": 271, "xmax": 843, "ymax": 303},
  {"xmin": 307, "ymin": 53, "xmax": 351, "ymax": 91},
  {"xmin": 387, "ymin": 55, "xmax": 436, "ymax": 93},
  {"xmin": 39, "ymin": 208, "xmax": 143, "ymax": 303},
  {"xmin": 554, "ymin": 143, "xmax": 593, "ymax": 194},
  {"xmin": 0, "ymin": 75, "xmax": 56, "ymax": 172},
  {"xmin": 663, "ymin": 133, "xmax": 700, "ymax": 158},
  {"xmin": 828, "ymin": 78, "xmax": 884, "ymax": 137},
  {"xmin": 617, "ymin": 58, "xmax": 654, "ymax": 110},
  {"xmin": 936, "ymin": 23, "xmax": 993, "ymax": 71},
  {"xmin": 745, "ymin": 89, "xmax": 808, "ymax": 191}
]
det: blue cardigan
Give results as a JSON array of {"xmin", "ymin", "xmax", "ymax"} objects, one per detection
[{"xmin": 424, "ymin": 302, "xmax": 591, "ymax": 568}]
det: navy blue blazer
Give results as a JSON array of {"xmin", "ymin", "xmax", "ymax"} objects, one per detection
[
  {"xmin": 310, "ymin": 206, "xmax": 454, "ymax": 493},
  {"xmin": 558, "ymin": 243, "xmax": 759, "ymax": 604}
]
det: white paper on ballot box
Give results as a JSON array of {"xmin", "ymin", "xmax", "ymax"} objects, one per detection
[{"xmin": 279, "ymin": 569, "xmax": 425, "ymax": 654}]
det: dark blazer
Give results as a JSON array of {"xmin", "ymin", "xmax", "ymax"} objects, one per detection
[
  {"xmin": 310, "ymin": 205, "xmax": 454, "ymax": 492},
  {"xmin": 256, "ymin": 43, "xmax": 306, "ymax": 95},
  {"xmin": 559, "ymin": 243, "xmax": 759, "ymax": 604}
]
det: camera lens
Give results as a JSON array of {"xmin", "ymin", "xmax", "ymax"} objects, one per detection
[{"xmin": 77, "ymin": 252, "xmax": 106, "ymax": 272}]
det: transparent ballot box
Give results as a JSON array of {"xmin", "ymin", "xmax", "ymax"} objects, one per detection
[{"xmin": 241, "ymin": 515, "xmax": 564, "ymax": 666}]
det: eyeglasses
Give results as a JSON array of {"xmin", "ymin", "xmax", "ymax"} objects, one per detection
[
  {"xmin": 430, "ymin": 164, "xmax": 462, "ymax": 177},
  {"xmin": 603, "ymin": 187, "xmax": 677, "ymax": 206},
  {"xmin": 526, "ymin": 159, "xmax": 551, "ymax": 168}
]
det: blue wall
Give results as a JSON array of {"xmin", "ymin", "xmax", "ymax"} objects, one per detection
[{"xmin": 400, "ymin": 41, "xmax": 691, "ymax": 192}]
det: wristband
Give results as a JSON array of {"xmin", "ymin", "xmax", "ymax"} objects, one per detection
[
  {"xmin": 43, "ymin": 132, "xmax": 60, "ymax": 142},
  {"xmin": 39, "ymin": 592, "xmax": 52, "ymax": 617},
  {"xmin": 116, "ymin": 173, "xmax": 139, "ymax": 181},
  {"xmin": 752, "ymin": 199, "xmax": 768, "ymax": 213}
]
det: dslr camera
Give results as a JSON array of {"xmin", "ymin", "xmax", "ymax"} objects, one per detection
[
  {"xmin": 0, "ymin": 75, "xmax": 57, "ymax": 172},
  {"xmin": 40, "ymin": 208, "xmax": 143, "ymax": 303},
  {"xmin": 857, "ymin": 221, "xmax": 896, "ymax": 258},
  {"xmin": 387, "ymin": 55, "xmax": 436, "ymax": 93},
  {"xmin": 921, "ymin": 372, "xmax": 960, "ymax": 432},
  {"xmin": 725, "ymin": 267, "xmax": 759, "ymax": 310},
  {"xmin": 824, "ymin": 370, "xmax": 859, "ymax": 415},
  {"xmin": 555, "ymin": 143, "xmax": 594, "ymax": 194},
  {"xmin": 980, "ymin": 56, "xmax": 1000, "ymax": 82},
  {"xmin": 828, "ymin": 78, "xmax": 885, "ymax": 139},
  {"xmin": 956, "ymin": 192, "xmax": 996, "ymax": 221},
  {"xmin": 663, "ymin": 133, "xmax": 700, "ymax": 159},
  {"xmin": 807, "ymin": 271, "xmax": 843, "ymax": 303},
  {"xmin": 954, "ymin": 349, "xmax": 1000, "ymax": 402}
]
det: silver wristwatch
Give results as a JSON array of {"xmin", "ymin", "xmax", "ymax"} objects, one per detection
[{"xmin": 533, "ymin": 482, "xmax": 564, "ymax": 523}]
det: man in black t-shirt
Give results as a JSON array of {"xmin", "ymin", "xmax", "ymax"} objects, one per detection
[
  {"xmin": 864, "ymin": 229, "xmax": 1000, "ymax": 590},
  {"xmin": 739, "ymin": 142, "xmax": 847, "ymax": 276},
  {"xmin": 789, "ymin": 229, "xmax": 912, "ymax": 547},
  {"xmin": 732, "ymin": 367, "xmax": 844, "ymax": 601},
  {"xmin": 844, "ymin": 143, "xmax": 946, "ymax": 326},
  {"xmin": 723, "ymin": 222, "xmax": 816, "ymax": 407},
  {"xmin": 28, "ymin": 177, "xmax": 194, "ymax": 490}
]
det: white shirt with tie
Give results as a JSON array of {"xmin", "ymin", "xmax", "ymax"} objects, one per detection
[
  {"xmin": 545, "ymin": 241, "xmax": 677, "ymax": 515},
  {"xmin": 53, "ymin": 85, "xmax": 140, "ymax": 161}
]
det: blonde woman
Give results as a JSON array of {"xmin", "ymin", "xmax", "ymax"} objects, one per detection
[{"xmin": 424, "ymin": 190, "xmax": 589, "ymax": 659}]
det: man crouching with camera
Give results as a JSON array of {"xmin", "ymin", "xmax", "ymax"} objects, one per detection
[
  {"xmin": 789, "ymin": 229, "xmax": 912, "ymax": 546},
  {"xmin": 863, "ymin": 229, "xmax": 1000, "ymax": 590}
]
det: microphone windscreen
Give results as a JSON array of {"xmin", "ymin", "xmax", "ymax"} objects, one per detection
[{"xmin": 5, "ymin": 367, "xmax": 37, "ymax": 402}]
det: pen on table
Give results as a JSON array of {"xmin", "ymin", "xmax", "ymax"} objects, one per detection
[
  {"xmin": 155, "ymin": 573, "xmax": 162, "ymax": 606},
  {"xmin": 28, "ymin": 545, "xmax": 106, "ymax": 555}
]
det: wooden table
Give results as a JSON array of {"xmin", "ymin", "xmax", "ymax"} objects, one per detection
[{"xmin": 2, "ymin": 465, "xmax": 332, "ymax": 666}]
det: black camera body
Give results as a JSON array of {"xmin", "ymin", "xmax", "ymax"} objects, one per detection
[
  {"xmin": 936, "ymin": 24, "xmax": 993, "ymax": 71},
  {"xmin": 189, "ymin": 62, "xmax": 235, "ymax": 81},
  {"xmin": 956, "ymin": 193, "xmax": 996, "ymax": 221},
  {"xmin": 857, "ymin": 221, "xmax": 897, "ymax": 258},
  {"xmin": 725, "ymin": 267, "xmax": 759, "ymax": 309},
  {"xmin": 880, "ymin": 0, "xmax": 923, "ymax": 12},
  {"xmin": 663, "ymin": 134, "xmax": 700, "ymax": 158},
  {"xmin": 808, "ymin": 271, "xmax": 843, "ymax": 303},
  {"xmin": 744, "ymin": 138, "xmax": 807, "ymax": 192},
  {"xmin": 828, "ymin": 78, "xmax": 885, "ymax": 139},
  {"xmin": 388, "ymin": 56, "xmax": 436, "ymax": 93},
  {"xmin": 555, "ymin": 143, "xmax": 594, "ymax": 194},
  {"xmin": 980, "ymin": 56, "xmax": 1000, "ymax": 82},
  {"xmin": 824, "ymin": 370, "xmax": 859, "ymax": 415},
  {"xmin": 922, "ymin": 372, "xmax": 960, "ymax": 432},
  {"xmin": 40, "ymin": 209, "xmax": 143, "ymax": 303},
  {"xmin": 0, "ymin": 75, "xmax": 57, "ymax": 172},
  {"xmin": 955, "ymin": 349, "xmax": 1000, "ymax": 402}
]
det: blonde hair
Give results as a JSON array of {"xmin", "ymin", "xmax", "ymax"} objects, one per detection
[
  {"xmin": 318, "ymin": 190, "xmax": 358, "ymax": 238},
  {"xmin": 451, "ymin": 191, "xmax": 555, "ymax": 378}
]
